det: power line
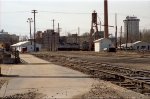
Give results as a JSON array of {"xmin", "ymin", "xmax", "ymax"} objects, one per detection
[{"xmin": 1, "ymin": 10, "xmax": 150, "ymax": 19}]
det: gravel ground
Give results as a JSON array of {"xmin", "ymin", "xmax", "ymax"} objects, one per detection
[
  {"xmin": 1, "ymin": 90, "xmax": 46, "ymax": 99},
  {"xmin": 32, "ymin": 51, "xmax": 150, "ymax": 99},
  {"xmin": 0, "ymin": 65, "xmax": 10, "ymax": 92},
  {"xmin": 73, "ymin": 81, "xmax": 148, "ymax": 99},
  {"xmin": 0, "ymin": 79, "xmax": 8, "ymax": 90}
]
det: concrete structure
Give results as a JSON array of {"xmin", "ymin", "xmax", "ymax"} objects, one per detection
[
  {"xmin": 0, "ymin": 54, "xmax": 98, "ymax": 98},
  {"xmin": 121, "ymin": 41, "xmax": 150, "ymax": 51},
  {"xmin": 123, "ymin": 16, "xmax": 140, "ymax": 42},
  {"xmin": 94, "ymin": 38, "xmax": 112, "ymax": 52},
  {"xmin": 35, "ymin": 31, "xmax": 43, "ymax": 45},
  {"xmin": 43, "ymin": 29, "xmax": 59, "ymax": 51},
  {"xmin": 11, "ymin": 41, "xmax": 41, "ymax": 52}
]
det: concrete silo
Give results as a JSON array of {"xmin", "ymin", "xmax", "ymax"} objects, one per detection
[{"xmin": 123, "ymin": 16, "xmax": 140, "ymax": 42}]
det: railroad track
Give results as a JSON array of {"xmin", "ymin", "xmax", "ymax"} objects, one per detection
[
  {"xmin": 64, "ymin": 57, "xmax": 150, "ymax": 96},
  {"xmin": 33, "ymin": 54, "xmax": 150, "ymax": 96}
]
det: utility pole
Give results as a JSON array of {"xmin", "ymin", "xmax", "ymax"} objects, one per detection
[
  {"xmin": 115, "ymin": 13, "xmax": 117, "ymax": 49},
  {"xmin": 48, "ymin": 30, "xmax": 50, "ymax": 51},
  {"xmin": 58, "ymin": 23, "xmax": 60, "ymax": 35},
  {"xmin": 78, "ymin": 27, "xmax": 80, "ymax": 44},
  {"xmin": 78, "ymin": 27, "xmax": 80, "ymax": 36},
  {"xmin": 120, "ymin": 26, "xmax": 122, "ymax": 49},
  {"xmin": 126, "ymin": 20, "xmax": 129, "ymax": 50},
  {"xmin": 27, "ymin": 18, "xmax": 33, "ymax": 45},
  {"xmin": 52, "ymin": 19, "xmax": 55, "ymax": 31},
  {"xmin": 31, "ymin": 10, "xmax": 38, "ymax": 52},
  {"xmin": 57, "ymin": 23, "xmax": 60, "ymax": 51},
  {"xmin": 52, "ymin": 19, "xmax": 55, "ymax": 51}
]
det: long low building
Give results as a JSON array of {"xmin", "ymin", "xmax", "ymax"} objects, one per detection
[
  {"xmin": 121, "ymin": 41, "xmax": 150, "ymax": 51},
  {"xmin": 11, "ymin": 41, "xmax": 41, "ymax": 52}
]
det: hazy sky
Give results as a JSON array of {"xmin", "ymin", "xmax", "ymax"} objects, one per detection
[{"xmin": 0, "ymin": 0, "xmax": 150, "ymax": 37}]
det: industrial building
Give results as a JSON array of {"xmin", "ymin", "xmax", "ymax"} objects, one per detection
[
  {"xmin": 11, "ymin": 41, "xmax": 41, "ymax": 53},
  {"xmin": 59, "ymin": 34, "xmax": 80, "ymax": 51},
  {"xmin": 123, "ymin": 16, "xmax": 140, "ymax": 42},
  {"xmin": 42, "ymin": 29, "xmax": 59, "ymax": 51},
  {"xmin": 121, "ymin": 41, "xmax": 150, "ymax": 51}
]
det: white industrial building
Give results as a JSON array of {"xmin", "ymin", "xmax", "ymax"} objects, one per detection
[
  {"xmin": 121, "ymin": 41, "xmax": 150, "ymax": 51},
  {"xmin": 94, "ymin": 38, "xmax": 112, "ymax": 52},
  {"xmin": 123, "ymin": 16, "xmax": 140, "ymax": 41},
  {"xmin": 11, "ymin": 41, "xmax": 41, "ymax": 52}
]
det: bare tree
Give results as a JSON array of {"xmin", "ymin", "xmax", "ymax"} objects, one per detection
[{"xmin": 140, "ymin": 29, "xmax": 150, "ymax": 43}]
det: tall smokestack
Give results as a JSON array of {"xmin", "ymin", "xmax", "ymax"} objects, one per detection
[{"xmin": 104, "ymin": 0, "xmax": 109, "ymax": 38}]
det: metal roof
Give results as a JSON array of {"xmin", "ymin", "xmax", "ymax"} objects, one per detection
[{"xmin": 11, "ymin": 41, "xmax": 30, "ymax": 47}]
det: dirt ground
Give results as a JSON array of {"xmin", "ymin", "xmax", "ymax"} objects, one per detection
[
  {"xmin": 0, "ymin": 65, "xmax": 10, "ymax": 91},
  {"xmin": 73, "ymin": 81, "xmax": 148, "ymax": 99},
  {"xmin": 32, "ymin": 51, "xmax": 150, "ymax": 99},
  {"xmin": 33, "ymin": 51, "xmax": 150, "ymax": 71}
]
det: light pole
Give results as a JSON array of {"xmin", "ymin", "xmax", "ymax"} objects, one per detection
[{"xmin": 27, "ymin": 18, "xmax": 33, "ymax": 45}]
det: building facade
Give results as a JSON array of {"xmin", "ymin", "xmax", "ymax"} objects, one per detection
[
  {"xmin": 42, "ymin": 29, "xmax": 59, "ymax": 51},
  {"xmin": 121, "ymin": 41, "xmax": 150, "ymax": 51},
  {"xmin": 123, "ymin": 16, "xmax": 140, "ymax": 42},
  {"xmin": 94, "ymin": 38, "xmax": 112, "ymax": 52}
]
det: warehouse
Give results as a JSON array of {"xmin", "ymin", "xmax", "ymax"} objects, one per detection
[
  {"xmin": 11, "ymin": 41, "xmax": 41, "ymax": 52},
  {"xmin": 121, "ymin": 41, "xmax": 150, "ymax": 51},
  {"xmin": 132, "ymin": 41, "xmax": 150, "ymax": 51}
]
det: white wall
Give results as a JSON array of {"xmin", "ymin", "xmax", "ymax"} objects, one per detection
[
  {"xmin": 94, "ymin": 38, "xmax": 112, "ymax": 52},
  {"xmin": 94, "ymin": 42, "xmax": 100, "ymax": 52},
  {"xmin": 13, "ymin": 46, "xmax": 21, "ymax": 52},
  {"xmin": 27, "ymin": 45, "xmax": 34, "ymax": 52}
]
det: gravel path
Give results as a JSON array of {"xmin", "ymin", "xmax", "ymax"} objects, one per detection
[{"xmin": 0, "ymin": 54, "xmax": 98, "ymax": 99}]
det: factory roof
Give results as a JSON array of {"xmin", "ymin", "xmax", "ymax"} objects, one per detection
[
  {"xmin": 94, "ymin": 38, "xmax": 111, "ymax": 42},
  {"xmin": 11, "ymin": 41, "xmax": 30, "ymax": 47}
]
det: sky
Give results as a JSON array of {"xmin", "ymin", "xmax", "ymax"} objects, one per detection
[{"xmin": 0, "ymin": 0, "xmax": 150, "ymax": 37}]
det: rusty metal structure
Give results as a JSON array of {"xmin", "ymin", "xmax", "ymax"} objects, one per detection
[
  {"xmin": 89, "ymin": 0, "xmax": 109, "ymax": 50},
  {"xmin": 89, "ymin": 10, "xmax": 98, "ymax": 51}
]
